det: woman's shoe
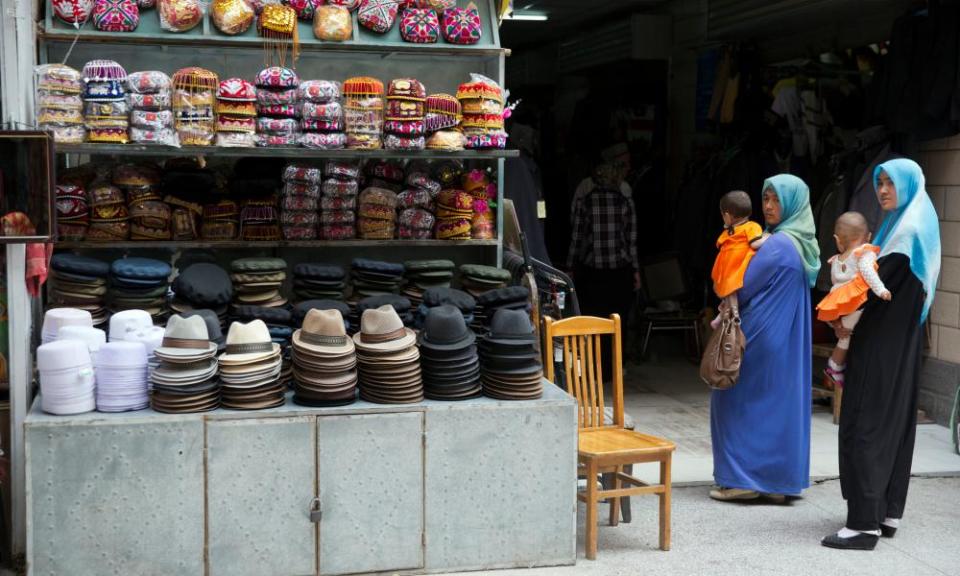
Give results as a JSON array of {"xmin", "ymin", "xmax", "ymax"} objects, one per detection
[
  {"xmin": 709, "ymin": 487, "xmax": 759, "ymax": 501},
  {"xmin": 821, "ymin": 532, "xmax": 879, "ymax": 550},
  {"xmin": 762, "ymin": 493, "xmax": 787, "ymax": 504},
  {"xmin": 880, "ymin": 524, "xmax": 898, "ymax": 538}
]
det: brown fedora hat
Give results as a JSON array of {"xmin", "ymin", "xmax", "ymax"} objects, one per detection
[{"xmin": 353, "ymin": 305, "xmax": 416, "ymax": 353}]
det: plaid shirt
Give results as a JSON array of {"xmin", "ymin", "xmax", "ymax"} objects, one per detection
[{"xmin": 566, "ymin": 178, "xmax": 639, "ymax": 271}]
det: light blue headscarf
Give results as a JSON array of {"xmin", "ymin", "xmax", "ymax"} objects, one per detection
[
  {"xmin": 764, "ymin": 174, "xmax": 821, "ymax": 287},
  {"xmin": 873, "ymin": 159, "xmax": 941, "ymax": 322}
]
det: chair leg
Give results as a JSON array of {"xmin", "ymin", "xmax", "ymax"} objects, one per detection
[
  {"xmin": 608, "ymin": 465, "xmax": 621, "ymax": 527},
  {"xmin": 641, "ymin": 322, "xmax": 653, "ymax": 359},
  {"xmin": 620, "ymin": 464, "xmax": 632, "ymax": 523},
  {"xmin": 833, "ymin": 386, "xmax": 843, "ymax": 424},
  {"xmin": 659, "ymin": 456, "xmax": 672, "ymax": 551},
  {"xmin": 585, "ymin": 458, "xmax": 599, "ymax": 560}
]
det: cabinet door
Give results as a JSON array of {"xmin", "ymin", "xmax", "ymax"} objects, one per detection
[
  {"xmin": 207, "ymin": 417, "xmax": 316, "ymax": 576},
  {"xmin": 317, "ymin": 412, "xmax": 424, "ymax": 576},
  {"xmin": 26, "ymin": 418, "xmax": 205, "ymax": 576}
]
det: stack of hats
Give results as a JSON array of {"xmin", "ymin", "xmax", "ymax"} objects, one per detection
[
  {"xmin": 87, "ymin": 182, "xmax": 130, "ymax": 242},
  {"xmin": 364, "ymin": 159, "xmax": 405, "ymax": 192},
  {"xmin": 230, "ymin": 258, "xmax": 287, "ymax": 309},
  {"xmin": 150, "ymin": 315, "xmax": 220, "ymax": 414},
  {"xmin": 351, "ymin": 259, "xmax": 405, "ymax": 298},
  {"xmin": 320, "ymin": 161, "xmax": 360, "ymax": 240},
  {"xmin": 54, "ymin": 182, "xmax": 89, "ymax": 241},
  {"xmin": 42, "ymin": 307, "xmax": 94, "ymax": 345},
  {"xmin": 417, "ymin": 286, "xmax": 475, "ymax": 329},
  {"xmin": 114, "ymin": 163, "xmax": 171, "ymax": 241},
  {"xmin": 358, "ymin": 187, "xmax": 398, "ymax": 240},
  {"xmin": 435, "ymin": 189, "xmax": 474, "ymax": 240},
  {"xmin": 82, "ymin": 59, "xmax": 129, "ymax": 144},
  {"xmin": 463, "ymin": 168, "xmax": 496, "ymax": 239},
  {"xmin": 35, "ymin": 64, "xmax": 85, "ymax": 144},
  {"xmin": 218, "ymin": 320, "xmax": 285, "ymax": 410},
  {"xmin": 476, "ymin": 286, "xmax": 531, "ymax": 328},
  {"xmin": 384, "ymin": 78, "xmax": 427, "ymax": 151},
  {"xmin": 299, "ymin": 80, "xmax": 346, "ymax": 149},
  {"xmin": 358, "ymin": 295, "xmax": 414, "ymax": 328},
  {"xmin": 432, "ymin": 159, "xmax": 465, "ymax": 190},
  {"xmin": 418, "ymin": 305, "xmax": 482, "ymax": 400},
  {"xmin": 281, "ymin": 164, "xmax": 322, "ymax": 240},
  {"xmin": 230, "ymin": 306, "xmax": 293, "ymax": 386},
  {"xmin": 457, "ymin": 76, "xmax": 507, "ymax": 150},
  {"xmin": 479, "ymin": 309, "xmax": 543, "ymax": 400},
  {"xmin": 293, "ymin": 263, "xmax": 346, "ymax": 302},
  {"xmin": 109, "ymin": 309, "xmax": 162, "ymax": 376},
  {"xmin": 397, "ymin": 164, "xmax": 441, "ymax": 239},
  {"xmin": 343, "ymin": 76, "xmax": 384, "ymax": 150},
  {"xmin": 459, "ymin": 264, "xmax": 511, "ymax": 295},
  {"xmin": 172, "ymin": 67, "xmax": 219, "ymax": 146},
  {"xmin": 126, "ymin": 70, "xmax": 176, "ymax": 146},
  {"xmin": 424, "ymin": 93, "xmax": 464, "ymax": 151},
  {"xmin": 293, "ymin": 299, "xmax": 351, "ymax": 329},
  {"xmin": 107, "ymin": 257, "xmax": 172, "ymax": 324},
  {"xmin": 403, "ymin": 260, "xmax": 456, "ymax": 308},
  {"xmin": 256, "ymin": 66, "xmax": 301, "ymax": 148},
  {"xmin": 171, "ymin": 262, "xmax": 234, "ymax": 327},
  {"xmin": 37, "ymin": 339, "xmax": 96, "ymax": 415},
  {"xmin": 240, "ymin": 199, "xmax": 282, "ymax": 240},
  {"xmin": 94, "ymin": 341, "xmax": 150, "ymax": 413},
  {"xmin": 354, "ymin": 305, "xmax": 423, "ymax": 404},
  {"xmin": 56, "ymin": 325, "xmax": 106, "ymax": 365},
  {"xmin": 291, "ymin": 309, "xmax": 358, "ymax": 407},
  {"xmin": 48, "ymin": 254, "xmax": 111, "ymax": 326},
  {"xmin": 459, "ymin": 264, "xmax": 512, "ymax": 330},
  {"xmin": 215, "ymin": 77, "xmax": 258, "ymax": 148},
  {"xmin": 181, "ymin": 309, "xmax": 227, "ymax": 353},
  {"xmin": 201, "ymin": 199, "xmax": 240, "ymax": 240}
]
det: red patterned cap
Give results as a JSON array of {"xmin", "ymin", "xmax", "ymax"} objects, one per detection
[{"xmin": 218, "ymin": 77, "xmax": 257, "ymax": 101}]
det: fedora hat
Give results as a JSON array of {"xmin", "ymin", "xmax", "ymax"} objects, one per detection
[
  {"xmin": 293, "ymin": 309, "xmax": 355, "ymax": 356},
  {"xmin": 154, "ymin": 315, "xmax": 217, "ymax": 359},
  {"xmin": 418, "ymin": 305, "xmax": 475, "ymax": 351},
  {"xmin": 182, "ymin": 309, "xmax": 226, "ymax": 350},
  {"xmin": 483, "ymin": 309, "xmax": 536, "ymax": 347},
  {"xmin": 353, "ymin": 305, "xmax": 416, "ymax": 352},
  {"xmin": 219, "ymin": 319, "xmax": 282, "ymax": 365}
]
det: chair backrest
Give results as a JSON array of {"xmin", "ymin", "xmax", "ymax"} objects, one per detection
[
  {"xmin": 543, "ymin": 314, "xmax": 624, "ymax": 429},
  {"xmin": 641, "ymin": 253, "xmax": 687, "ymax": 302}
]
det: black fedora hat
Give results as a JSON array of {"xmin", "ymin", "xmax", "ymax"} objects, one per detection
[
  {"xmin": 418, "ymin": 305, "xmax": 476, "ymax": 351},
  {"xmin": 419, "ymin": 345, "xmax": 479, "ymax": 365},
  {"xmin": 483, "ymin": 309, "xmax": 536, "ymax": 347}
]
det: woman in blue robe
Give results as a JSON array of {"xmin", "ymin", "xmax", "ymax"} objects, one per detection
[{"xmin": 710, "ymin": 174, "xmax": 821, "ymax": 501}]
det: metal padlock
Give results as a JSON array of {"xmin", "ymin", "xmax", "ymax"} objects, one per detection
[{"xmin": 309, "ymin": 497, "xmax": 322, "ymax": 523}]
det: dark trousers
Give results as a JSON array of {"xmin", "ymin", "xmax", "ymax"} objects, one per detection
[{"xmin": 575, "ymin": 265, "xmax": 634, "ymax": 379}]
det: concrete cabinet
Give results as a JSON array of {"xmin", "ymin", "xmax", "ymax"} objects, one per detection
[{"xmin": 26, "ymin": 386, "xmax": 577, "ymax": 575}]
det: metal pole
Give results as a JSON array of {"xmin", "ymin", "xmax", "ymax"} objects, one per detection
[{"xmin": 5, "ymin": 245, "xmax": 32, "ymax": 558}]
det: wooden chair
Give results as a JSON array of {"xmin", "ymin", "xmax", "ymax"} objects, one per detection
[{"xmin": 543, "ymin": 314, "xmax": 675, "ymax": 559}]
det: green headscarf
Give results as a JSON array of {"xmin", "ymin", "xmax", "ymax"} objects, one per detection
[{"xmin": 764, "ymin": 174, "xmax": 821, "ymax": 287}]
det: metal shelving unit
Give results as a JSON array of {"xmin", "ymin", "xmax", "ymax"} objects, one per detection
[
  {"xmin": 56, "ymin": 143, "xmax": 518, "ymax": 160},
  {"xmin": 56, "ymin": 239, "xmax": 499, "ymax": 249}
]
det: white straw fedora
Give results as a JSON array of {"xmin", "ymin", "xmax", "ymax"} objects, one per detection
[
  {"xmin": 218, "ymin": 320, "xmax": 282, "ymax": 366},
  {"xmin": 154, "ymin": 315, "xmax": 217, "ymax": 359}
]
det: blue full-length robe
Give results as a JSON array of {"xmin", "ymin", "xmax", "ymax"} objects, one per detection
[{"xmin": 710, "ymin": 232, "xmax": 812, "ymax": 495}]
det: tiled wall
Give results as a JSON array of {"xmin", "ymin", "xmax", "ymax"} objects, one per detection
[{"xmin": 918, "ymin": 137, "xmax": 960, "ymax": 364}]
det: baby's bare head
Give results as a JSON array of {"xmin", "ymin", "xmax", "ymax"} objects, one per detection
[{"xmin": 834, "ymin": 211, "xmax": 870, "ymax": 245}]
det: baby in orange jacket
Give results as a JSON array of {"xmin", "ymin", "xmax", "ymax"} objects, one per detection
[{"xmin": 710, "ymin": 190, "xmax": 768, "ymax": 330}]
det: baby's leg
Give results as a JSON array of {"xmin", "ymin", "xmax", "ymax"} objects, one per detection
[{"xmin": 829, "ymin": 310, "xmax": 864, "ymax": 367}]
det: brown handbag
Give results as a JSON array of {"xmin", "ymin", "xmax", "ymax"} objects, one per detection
[{"xmin": 700, "ymin": 305, "xmax": 746, "ymax": 390}]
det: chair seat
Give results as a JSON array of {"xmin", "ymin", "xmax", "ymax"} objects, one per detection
[{"xmin": 579, "ymin": 428, "xmax": 675, "ymax": 459}]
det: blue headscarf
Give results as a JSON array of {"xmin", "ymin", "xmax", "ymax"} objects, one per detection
[
  {"xmin": 764, "ymin": 174, "xmax": 821, "ymax": 287},
  {"xmin": 873, "ymin": 159, "xmax": 941, "ymax": 322}
]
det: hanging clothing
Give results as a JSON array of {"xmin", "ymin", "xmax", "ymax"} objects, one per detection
[
  {"xmin": 814, "ymin": 176, "xmax": 851, "ymax": 292},
  {"xmin": 801, "ymin": 89, "xmax": 831, "ymax": 164},
  {"xmin": 763, "ymin": 174, "xmax": 821, "ymax": 287},
  {"xmin": 839, "ymin": 158, "xmax": 941, "ymax": 532},
  {"xmin": 711, "ymin": 232, "xmax": 812, "ymax": 495},
  {"xmin": 771, "ymin": 85, "xmax": 809, "ymax": 158}
]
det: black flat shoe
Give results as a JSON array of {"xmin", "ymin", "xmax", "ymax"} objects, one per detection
[
  {"xmin": 880, "ymin": 524, "xmax": 897, "ymax": 538},
  {"xmin": 821, "ymin": 532, "xmax": 879, "ymax": 550}
]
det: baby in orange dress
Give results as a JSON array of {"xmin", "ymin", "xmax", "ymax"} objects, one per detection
[
  {"xmin": 816, "ymin": 211, "xmax": 892, "ymax": 386},
  {"xmin": 710, "ymin": 190, "xmax": 768, "ymax": 330}
]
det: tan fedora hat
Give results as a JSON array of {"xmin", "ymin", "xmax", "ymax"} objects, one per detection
[
  {"xmin": 219, "ymin": 320, "xmax": 281, "ymax": 366},
  {"xmin": 353, "ymin": 305, "xmax": 416, "ymax": 352},
  {"xmin": 293, "ymin": 309, "xmax": 355, "ymax": 356},
  {"xmin": 154, "ymin": 315, "xmax": 217, "ymax": 359}
]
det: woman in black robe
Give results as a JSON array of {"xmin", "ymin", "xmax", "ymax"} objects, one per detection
[{"xmin": 823, "ymin": 158, "xmax": 942, "ymax": 550}]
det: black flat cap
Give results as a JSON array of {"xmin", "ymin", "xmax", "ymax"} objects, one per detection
[
  {"xmin": 422, "ymin": 287, "xmax": 476, "ymax": 313},
  {"xmin": 172, "ymin": 263, "xmax": 233, "ymax": 307}
]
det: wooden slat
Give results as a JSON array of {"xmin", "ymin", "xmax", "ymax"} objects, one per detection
[
  {"xmin": 584, "ymin": 335, "xmax": 596, "ymax": 427},
  {"xmin": 545, "ymin": 315, "xmax": 616, "ymax": 338},
  {"xmin": 594, "ymin": 333, "xmax": 605, "ymax": 424}
]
